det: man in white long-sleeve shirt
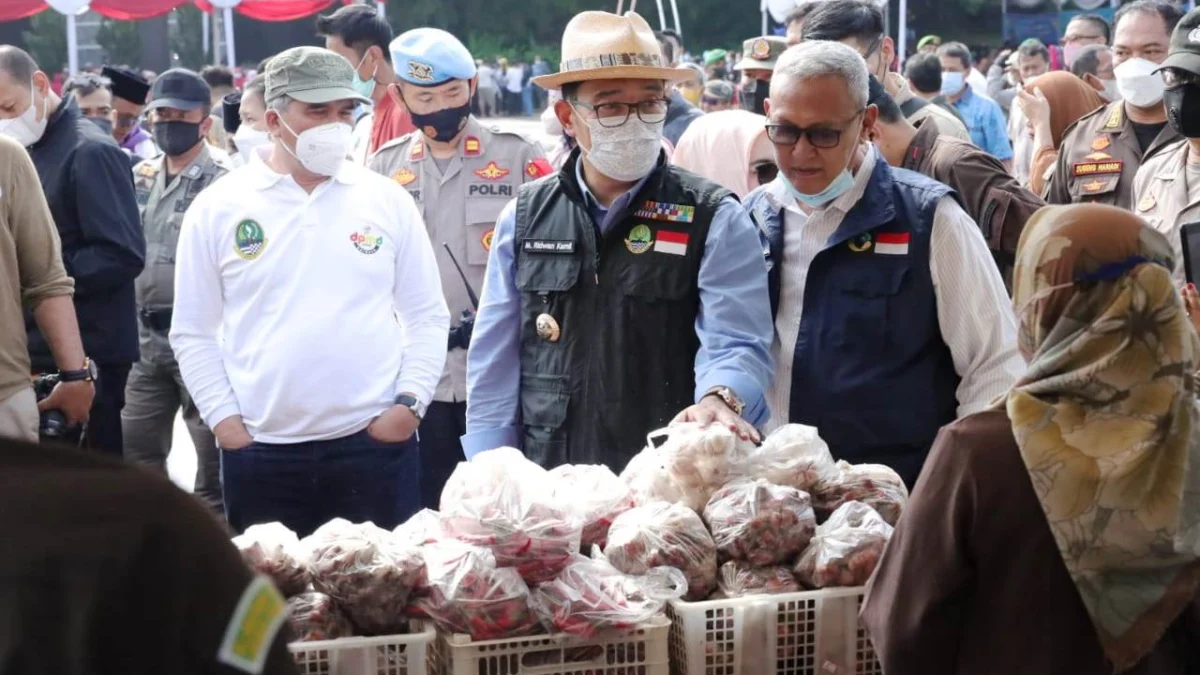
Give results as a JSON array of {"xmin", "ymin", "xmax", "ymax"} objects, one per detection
[
  {"xmin": 743, "ymin": 41, "xmax": 1023, "ymax": 489},
  {"xmin": 169, "ymin": 47, "xmax": 450, "ymax": 535}
]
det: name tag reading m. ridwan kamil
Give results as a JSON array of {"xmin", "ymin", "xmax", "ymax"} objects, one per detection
[{"xmin": 523, "ymin": 239, "xmax": 577, "ymax": 254}]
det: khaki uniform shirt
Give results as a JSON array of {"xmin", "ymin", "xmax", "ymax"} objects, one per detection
[
  {"xmin": 133, "ymin": 143, "xmax": 232, "ymax": 362},
  {"xmin": 1134, "ymin": 140, "xmax": 1200, "ymax": 287},
  {"xmin": 1044, "ymin": 101, "xmax": 1180, "ymax": 210},
  {"xmin": 369, "ymin": 117, "xmax": 550, "ymax": 403}
]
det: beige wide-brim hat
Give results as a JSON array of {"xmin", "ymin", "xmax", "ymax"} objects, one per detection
[{"xmin": 534, "ymin": 11, "xmax": 694, "ymax": 90}]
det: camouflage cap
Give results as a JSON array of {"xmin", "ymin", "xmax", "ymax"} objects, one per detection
[
  {"xmin": 264, "ymin": 46, "xmax": 371, "ymax": 105},
  {"xmin": 734, "ymin": 36, "xmax": 789, "ymax": 72}
]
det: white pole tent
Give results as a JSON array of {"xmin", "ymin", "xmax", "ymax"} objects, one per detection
[
  {"xmin": 46, "ymin": 0, "xmax": 92, "ymax": 75},
  {"xmin": 207, "ymin": 0, "xmax": 241, "ymax": 66},
  {"xmin": 898, "ymin": 0, "xmax": 907, "ymax": 63}
]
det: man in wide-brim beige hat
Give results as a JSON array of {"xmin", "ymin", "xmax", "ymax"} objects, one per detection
[{"xmin": 462, "ymin": 10, "xmax": 776, "ymax": 473}]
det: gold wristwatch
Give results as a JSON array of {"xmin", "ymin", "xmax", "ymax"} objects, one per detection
[{"xmin": 705, "ymin": 386, "xmax": 745, "ymax": 416}]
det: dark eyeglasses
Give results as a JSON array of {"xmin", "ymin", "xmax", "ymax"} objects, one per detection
[
  {"xmin": 765, "ymin": 111, "xmax": 865, "ymax": 149},
  {"xmin": 751, "ymin": 160, "xmax": 778, "ymax": 185},
  {"xmin": 568, "ymin": 98, "xmax": 670, "ymax": 128},
  {"xmin": 1163, "ymin": 68, "xmax": 1200, "ymax": 88},
  {"xmin": 116, "ymin": 113, "xmax": 141, "ymax": 129}
]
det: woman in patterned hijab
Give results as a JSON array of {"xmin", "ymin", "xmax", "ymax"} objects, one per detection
[{"xmin": 863, "ymin": 204, "xmax": 1200, "ymax": 674}]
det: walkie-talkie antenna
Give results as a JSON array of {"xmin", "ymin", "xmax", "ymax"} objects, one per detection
[{"xmin": 442, "ymin": 242, "xmax": 480, "ymax": 310}]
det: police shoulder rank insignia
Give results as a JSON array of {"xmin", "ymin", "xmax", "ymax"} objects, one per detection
[
  {"xmin": 625, "ymin": 224, "xmax": 654, "ymax": 254},
  {"xmin": 407, "ymin": 61, "xmax": 435, "ymax": 82},
  {"xmin": 185, "ymin": 165, "xmax": 202, "ymax": 179},
  {"xmin": 409, "ymin": 141, "xmax": 425, "ymax": 161},
  {"xmin": 474, "ymin": 161, "xmax": 510, "ymax": 181},
  {"xmin": 217, "ymin": 575, "xmax": 287, "ymax": 675},
  {"xmin": 848, "ymin": 232, "xmax": 873, "ymax": 252},
  {"xmin": 1104, "ymin": 103, "xmax": 1123, "ymax": 130},
  {"xmin": 525, "ymin": 157, "xmax": 554, "ymax": 178},
  {"xmin": 351, "ymin": 226, "xmax": 384, "ymax": 255},
  {"xmin": 1091, "ymin": 136, "xmax": 1111, "ymax": 151},
  {"xmin": 393, "ymin": 168, "xmax": 417, "ymax": 186},
  {"xmin": 136, "ymin": 163, "xmax": 157, "ymax": 178},
  {"xmin": 1072, "ymin": 158, "xmax": 1123, "ymax": 177},
  {"xmin": 464, "ymin": 136, "xmax": 482, "ymax": 156},
  {"xmin": 233, "ymin": 219, "xmax": 268, "ymax": 261},
  {"xmin": 633, "ymin": 200, "xmax": 696, "ymax": 223},
  {"xmin": 481, "ymin": 229, "xmax": 495, "ymax": 252},
  {"xmin": 1138, "ymin": 194, "xmax": 1156, "ymax": 212}
]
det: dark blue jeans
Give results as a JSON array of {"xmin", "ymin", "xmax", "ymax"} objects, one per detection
[{"xmin": 221, "ymin": 430, "xmax": 420, "ymax": 537}]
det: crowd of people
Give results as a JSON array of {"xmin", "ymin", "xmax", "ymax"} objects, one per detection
[{"xmin": 1, "ymin": 0, "xmax": 1200, "ymax": 672}]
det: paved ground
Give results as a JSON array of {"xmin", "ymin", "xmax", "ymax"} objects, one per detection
[{"xmin": 166, "ymin": 115, "xmax": 556, "ymax": 492}]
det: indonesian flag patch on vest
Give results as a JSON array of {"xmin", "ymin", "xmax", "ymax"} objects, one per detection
[
  {"xmin": 874, "ymin": 232, "xmax": 910, "ymax": 255},
  {"xmin": 654, "ymin": 229, "xmax": 690, "ymax": 256}
]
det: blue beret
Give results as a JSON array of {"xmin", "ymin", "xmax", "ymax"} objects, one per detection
[{"xmin": 390, "ymin": 28, "xmax": 477, "ymax": 86}]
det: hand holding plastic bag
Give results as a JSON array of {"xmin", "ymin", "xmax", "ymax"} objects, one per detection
[
  {"xmin": 703, "ymin": 479, "xmax": 817, "ymax": 565},
  {"xmin": 233, "ymin": 522, "xmax": 311, "ymax": 597},
  {"xmin": 794, "ymin": 501, "xmax": 893, "ymax": 588},
  {"xmin": 603, "ymin": 501, "xmax": 718, "ymax": 601},
  {"xmin": 533, "ymin": 554, "xmax": 685, "ymax": 636}
]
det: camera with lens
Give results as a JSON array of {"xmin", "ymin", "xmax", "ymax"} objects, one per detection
[
  {"xmin": 32, "ymin": 374, "xmax": 75, "ymax": 440},
  {"xmin": 448, "ymin": 309, "xmax": 476, "ymax": 351}
]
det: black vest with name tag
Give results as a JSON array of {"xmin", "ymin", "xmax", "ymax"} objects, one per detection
[{"xmin": 513, "ymin": 152, "xmax": 726, "ymax": 471}]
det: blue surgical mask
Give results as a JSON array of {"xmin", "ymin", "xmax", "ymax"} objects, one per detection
[
  {"xmin": 786, "ymin": 167, "xmax": 855, "ymax": 208},
  {"xmin": 940, "ymin": 71, "xmax": 965, "ymax": 97},
  {"xmin": 352, "ymin": 52, "xmax": 377, "ymax": 99}
]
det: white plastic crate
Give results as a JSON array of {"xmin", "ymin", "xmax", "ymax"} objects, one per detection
[
  {"xmin": 430, "ymin": 616, "xmax": 671, "ymax": 675},
  {"xmin": 289, "ymin": 622, "xmax": 435, "ymax": 675},
  {"xmin": 665, "ymin": 587, "xmax": 882, "ymax": 675}
]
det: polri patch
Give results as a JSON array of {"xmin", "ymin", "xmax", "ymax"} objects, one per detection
[
  {"xmin": 393, "ymin": 168, "xmax": 417, "ymax": 186},
  {"xmin": 1072, "ymin": 159, "xmax": 1123, "ymax": 177},
  {"xmin": 474, "ymin": 161, "xmax": 510, "ymax": 180},
  {"xmin": 523, "ymin": 239, "xmax": 576, "ymax": 254},
  {"xmin": 217, "ymin": 575, "xmax": 287, "ymax": 675},
  {"xmin": 634, "ymin": 200, "xmax": 695, "ymax": 223}
]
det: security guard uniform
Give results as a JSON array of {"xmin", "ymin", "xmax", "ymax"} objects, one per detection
[
  {"xmin": 1044, "ymin": 100, "xmax": 1180, "ymax": 210},
  {"xmin": 370, "ymin": 28, "xmax": 552, "ymax": 508},
  {"xmin": 1134, "ymin": 139, "xmax": 1200, "ymax": 286},
  {"xmin": 123, "ymin": 143, "xmax": 232, "ymax": 511}
]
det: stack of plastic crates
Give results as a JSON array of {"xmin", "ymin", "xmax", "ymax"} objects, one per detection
[{"xmin": 289, "ymin": 622, "xmax": 436, "ymax": 675}]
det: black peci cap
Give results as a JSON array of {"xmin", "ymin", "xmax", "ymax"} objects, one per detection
[
  {"xmin": 146, "ymin": 69, "xmax": 212, "ymax": 112},
  {"xmin": 101, "ymin": 65, "xmax": 150, "ymax": 105},
  {"xmin": 222, "ymin": 92, "xmax": 242, "ymax": 134}
]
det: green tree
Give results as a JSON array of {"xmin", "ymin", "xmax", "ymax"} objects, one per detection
[
  {"xmin": 23, "ymin": 11, "xmax": 68, "ymax": 74},
  {"xmin": 172, "ymin": 5, "xmax": 208, "ymax": 70},
  {"xmin": 95, "ymin": 17, "xmax": 143, "ymax": 67}
]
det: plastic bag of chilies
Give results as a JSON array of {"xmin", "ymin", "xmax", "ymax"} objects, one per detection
[
  {"xmin": 304, "ymin": 519, "xmax": 422, "ymax": 635},
  {"xmin": 812, "ymin": 461, "xmax": 908, "ymax": 526},
  {"xmin": 716, "ymin": 560, "xmax": 801, "ymax": 598},
  {"xmin": 622, "ymin": 423, "xmax": 755, "ymax": 512},
  {"xmin": 232, "ymin": 522, "xmax": 311, "ymax": 597},
  {"xmin": 794, "ymin": 501, "xmax": 893, "ymax": 588},
  {"xmin": 744, "ymin": 424, "xmax": 839, "ymax": 493},
  {"xmin": 703, "ymin": 478, "xmax": 817, "ymax": 566},
  {"xmin": 414, "ymin": 539, "xmax": 540, "ymax": 640},
  {"xmin": 549, "ymin": 464, "xmax": 635, "ymax": 550},
  {"xmin": 440, "ymin": 448, "xmax": 582, "ymax": 585},
  {"xmin": 603, "ymin": 501, "xmax": 718, "ymax": 601},
  {"xmin": 286, "ymin": 592, "xmax": 355, "ymax": 642},
  {"xmin": 533, "ymin": 553, "xmax": 685, "ymax": 637}
]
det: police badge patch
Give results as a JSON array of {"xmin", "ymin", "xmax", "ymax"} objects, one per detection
[{"xmin": 233, "ymin": 220, "xmax": 268, "ymax": 261}]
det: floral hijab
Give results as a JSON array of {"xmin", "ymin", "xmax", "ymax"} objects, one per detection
[{"xmin": 1007, "ymin": 204, "xmax": 1200, "ymax": 671}]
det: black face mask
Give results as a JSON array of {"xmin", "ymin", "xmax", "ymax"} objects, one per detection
[
  {"xmin": 410, "ymin": 101, "xmax": 471, "ymax": 143},
  {"xmin": 88, "ymin": 116, "xmax": 113, "ymax": 136},
  {"xmin": 153, "ymin": 120, "xmax": 202, "ymax": 157},
  {"xmin": 1164, "ymin": 84, "xmax": 1200, "ymax": 139},
  {"xmin": 741, "ymin": 79, "xmax": 769, "ymax": 115}
]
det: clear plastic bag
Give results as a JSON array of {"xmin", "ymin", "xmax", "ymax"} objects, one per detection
[
  {"xmin": 287, "ymin": 591, "xmax": 355, "ymax": 642},
  {"xmin": 414, "ymin": 539, "xmax": 540, "ymax": 640},
  {"xmin": 620, "ymin": 445, "xmax": 685, "ymax": 507},
  {"xmin": 794, "ymin": 501, "xmax": 893, "ymax": 588},
  {"xmin": 393, "ymin": 508, "xmax": 445, "ymax": 547},
  {"xmin": 549, "ymin": 464, "xmax": 636, "ymax": 550},
  {"xmin": 716, "ymin": 561, "xmax": 801, "ymax": 598},
  {"xmin": 304, "ymin": 519, "xmax": 423, "ymax": 635},
  {"xmin": 440, "ymin": 448, "xmax": 582, "ymax": 585},
  {"xmin": 232, "ymin": 522, "xmax": 310, "ymax": 597},
  {"xmin": 812, "ymin": 461, "xmax": 908, "ymax": 526},
  {"xmin": 532, "ymin": 554, "xmax": 686, "ymax": 637},
  {"xmin": 745, "ymin": 424, "xmax": 839, "ymax": 493},
  {"xmin": 603, "ymin": 501, "xmax": 718, "ymax": 601},
  {"xmin": 702, "ymin": 479, "xmax": 817, "ymax": 566}
]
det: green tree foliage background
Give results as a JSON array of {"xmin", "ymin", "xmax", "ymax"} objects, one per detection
[
  {"xmin": 95, "ymin": 16, "xmax": 143, "ymax": 67},
  {"xmin": 173, "ymin": 5, "xmax": 209, "ymax": 70},
  {"xmin": 23, "ymin": 12, "xmax": 68, "ymax": 74}
]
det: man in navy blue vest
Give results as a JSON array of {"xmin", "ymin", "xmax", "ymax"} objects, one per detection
[{"xmin": 743, "ymin": 41, "xmax": 1023, "ymax": 488}]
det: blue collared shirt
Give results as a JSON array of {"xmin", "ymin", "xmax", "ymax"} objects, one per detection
[
  {"xmin": 461, "ymin": 158, "xmax": 775, "ymax": 458},
  {"xmin": 953, "ymin": 88, "xmax": 1013, "ymax": 161}
]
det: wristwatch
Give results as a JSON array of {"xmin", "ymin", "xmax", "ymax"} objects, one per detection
[
  {"xmin": 394, "ymin": 393, "xmax": 427, "ymax": 423},
  {"xmin": 59, "ymin": 357, "xmax": 98, "ymax": 383},
  {"xmin": 705, "ymin": 386, "xmax": 746, "ymax": 416}
]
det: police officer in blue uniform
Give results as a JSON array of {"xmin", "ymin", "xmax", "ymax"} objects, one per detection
[
  {"xmin": 744, "ymin": 41, "xmax": 1022, "ymax": 488},
  {"xmin": 370, "ymin": 28, "xmax": 551, "ymax": 505},
  {"xmin": 463, "ymin": 11, "xmax": 775, "ymax": 472}
]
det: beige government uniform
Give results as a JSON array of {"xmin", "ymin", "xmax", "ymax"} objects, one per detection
[
  {"xmin": 369, "ymin": 117, "xmax": 550, "ymax": 403},
  {"xmin": 123, "ymin": 143, "xmax": 231, "ymax": 510},
  {"xmin": 1134, "ymin": 139, "xmax": 1200, "ymax": 286},
  {"xmin": 1044, "ymin": 100, "xmax": 1180, "ymax": 210}
]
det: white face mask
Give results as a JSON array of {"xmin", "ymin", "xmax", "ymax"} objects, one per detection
[
  {"xmin": 575, "ymin": 111, "xmax": 663, "ymax": 182},
  {"xmin": 1102, "ymin": 78, "xmax": 1121, "ymax": 102},
  {"xmin": 1114, "ymin": 57, "xmax": 1166, "ymax": 108},
  {"xmin": 0, "ymin": 79, "xmax": 48, "ymax": 147},
  {"xmin": 234, "ymin": 124, "xmax": 271, "ymax": 161},
  {"xmin": 278, "ymin": 117, "xmax": 352, "ymax": 177}
]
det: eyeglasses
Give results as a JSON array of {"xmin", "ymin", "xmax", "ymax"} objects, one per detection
[
  {"xmin": 765, "ymin": 110, "xmax": 865, "ymax": 149},
  {"xmin": 569, "ymin": 98, "xmax": 671, "ymax": 128},
  {"xmin": 1163, "ymin": 68, "xmax": 1200, "ymax": 88},
  {"xmin": 116, "ymin": 113, "xmax": 141, "ymax": 129},
  {"xmin": 751, "ymin": 160, "xmax": 778, "ymax": 185}
]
